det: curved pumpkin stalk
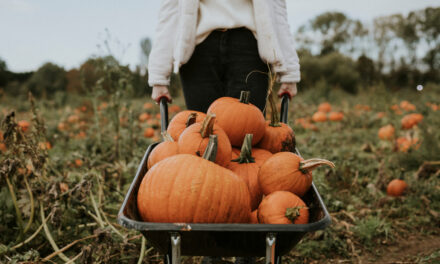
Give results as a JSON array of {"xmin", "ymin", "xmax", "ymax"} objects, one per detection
[
  {"xmin": 232, "ymin": 134, "xmax": 255, "ymax": 164},
  {"xmin": 239, "ymin": 91, "xmax": 251, "ymax": 104},
  {"xmin": 299, "ymin": 159, "xmax": 335, "ymax": 174},
  {"xmin": 200, "ymin": 114, "xmax": 216, "ymax": 138},
  {"xmin": 185, "ymin": 113, "xmax": 197, "ymax": 128}
]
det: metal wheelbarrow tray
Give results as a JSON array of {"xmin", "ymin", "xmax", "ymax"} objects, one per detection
[{"xmin": 118, "ymin": 96, "xmax": 331, "ymax": 263}]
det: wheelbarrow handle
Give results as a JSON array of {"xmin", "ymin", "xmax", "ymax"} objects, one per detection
[
  {"xmin": 159, "ymin": 97, "xmax": 169, "ymax": 132},
  {"xmin": 280, "ymin": 94, "xmax": 290, "ymax": 124}
]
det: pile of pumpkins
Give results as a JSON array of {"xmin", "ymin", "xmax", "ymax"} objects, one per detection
[{"xmin": 137, "ymin": 91, "xmax": 334, "ymax": 224}]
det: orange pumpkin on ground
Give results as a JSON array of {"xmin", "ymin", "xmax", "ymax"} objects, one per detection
[
  {"xmin": 399, "ymin": 100, "xmax": 416, "ymax": 111},
  {"xmin": 138, "ymin": 113, "xmax": 151, "ymax": 122},
  {"xmin": 228, "ymin": 134, "xmax": 272, "ymax": 210},
  {"xmin": 137, "ymin": 136, "xmax": 251, "ymax": 223},
  {"xmin": 401, "ymin": 113, "xmax": 423, "ymax": 130},
  {"xmin": 18, "ymin": 120, "xmax": 30, "ymax": 132},
  {"xmin": 147, "ymin": 132, "xmax": 179, "ymax": 169},
  {"xmin": 207, "ymin": 91, "xmax": 266, "ymax": 147},
  {"xmin": 257, "ymin": 94, "xmax": 296, "ymax": 153},
  {"xmin": 143, "ymin": 127, "xmax": 155, "ymax": 138},
  {"xmin": 328, "ymin": 112, "xmax": 344, "ymax": 122},
  {"xmin": 387, "ymin": 179, "xmax": 408, "ymax": 197},
  {"xmin": 167, "ymin": 110, "xmax": 206, "ymax": 141},
  {"xmin": 318, "ymin": 102, "xmax": 332, "ymax": 113},
  {"xmin": 396, "ymin": 137, "xmax": 419, "ymax": 152},
  {"xmin": 378, "ymin": 125, "xmax": 395, "ymax": 140},
  {"xmin": 0, "ymin": 143, "xmax": 6, "ymax": 153},
  {"xmin": 178, "ymin": 113, "xmax": 232, "ymax": 167},
  {"xmin": 312, "ymin": 112, "xmax": 327, "ymax": 123},
  {"xmin": 258, "ymin": 152, "xmax": 335, "ymax": 197},
  {"xmin": 258, "ymin": 191, "xmax": 309, "ymax": 224}
]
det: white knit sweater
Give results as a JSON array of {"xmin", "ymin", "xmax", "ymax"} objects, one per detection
[
  {"xmin": 148, "ymin": 0, "xmax": 300, "ymax": 86},
  {"xmin": 196, "ymin": 0, "xmax": 256, "ymax": 44}
]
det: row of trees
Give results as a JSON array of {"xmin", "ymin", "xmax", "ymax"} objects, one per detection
[{"xmin": 0, "ymin": 7, "xmax": 438, "ymax": 98}]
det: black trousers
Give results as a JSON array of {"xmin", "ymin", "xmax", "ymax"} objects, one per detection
[{"xmin": 180, "ymin": 27, "xmax": 269, "ymax": 113}]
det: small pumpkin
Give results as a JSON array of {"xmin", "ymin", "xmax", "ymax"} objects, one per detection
[
  {"xmin": 258, "ymin": 152, "xmax": 335, "ymax": 197},
  {"xmin": 328, "ymin": 112, "xmax": 344, "ymax": 122},
  {"xmin": 178, "ymin": 113, "xmax": 232, "ymax": 167},
  {"xmin": 147, "ymin": 132, "xmax": 179, "ymax": 169},
  {"xmin": 378, "ymin": 124, "xmax": 395, "ymax": 140},
  {"xmin": 143, "ymin": 127, "xmax": 155, "ymax": 138},
  {"xmin": 387, "ymin": 179, "xmax": 408, "ymax": 197},
  {"xmin": 137, "ymin": 135, "xmax": 251, "ymax": 223},
  {"xmin": 228, "ymin": 134, "xmax": 272, "ymax": 210},
  {"xmin": 257, "ymin": 93, "xmax": 296, "ymax": 153},
  {"xmin": 167, "ymin": 110, "xmax": 206, "ymax": 141},
  {"xmin": 318, "ymin": 102, "xmax": 332, "ymax": 113},
  {"xmin": 18, "ymin": 120, "xmax": 30, "ymax": 132},
  {"xmin": 312, "ymin": 112, "xmax": 327, "ymax": 123},
  {"xmin": 207, "ymin": 91, "xmax": 266, "ymax": 147},
  {"xmin": 258, "ymin": 191, "xmax": 309, "ymax": 224},
  {"xmin": 401, "ymin": 113, "xmax": 423, "ymax": 130}
]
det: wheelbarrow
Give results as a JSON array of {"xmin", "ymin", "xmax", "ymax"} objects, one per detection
[{"xmin": 118, "ymin": 95, "xmax": 331, "ymax": 264}]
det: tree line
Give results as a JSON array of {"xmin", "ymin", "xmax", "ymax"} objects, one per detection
[{"xmin": 0, "ymin": 7, "xmax": 438, "ymax": 99}]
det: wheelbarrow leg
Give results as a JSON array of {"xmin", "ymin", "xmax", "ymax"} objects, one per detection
[
  {"xmin": 265, "ymin": 233, "xmax": 276, "ymax": 264},
  {"xmin": 168, "ymin": 232, "xmax": 180, "ymax": 264}
]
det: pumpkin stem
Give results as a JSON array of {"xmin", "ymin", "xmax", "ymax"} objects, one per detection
[
  {"xmin": 285, "ymin": 206, "xmax": 305, "ymax": 223},
  {"xmin": 268, "ymin": 92, "xmax": 281, "ymax": 127},
  {"xmin": 299, "ymin": 158, "xmax": 335, "ymax": 174},
  {"xmin": 231, "ymin": 134, "xmax": 255, "ymax": 164},
  {"xmin": 186, "ymin": 113, "xmax": 197, "ymax": 128},
  {"xmin": 161, "ymin": 131, "xmax": 174, "ymax": 142},
  {"xmin": 239, "ymin": 91, "xmax": 251, "ymax": 104},
  {"xmin": 202, "ymin": 135, "xmax": 218, "ymax": 162},
  {"xmin": 200, "ymin": 113, "xmax": 216, "ymax": 138}
]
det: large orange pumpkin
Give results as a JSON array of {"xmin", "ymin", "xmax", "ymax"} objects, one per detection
[
  {"xmin": 147, "ymin": 132, "xmax": 179, "ymax": 169},
  {"xmin": 228, "ymin": 134, "xmax": 272, "ymax": 210},
  {"xmin": 207, "ymin": 91, "xmax": 266, "ymax": 147},
  {"xmin": 257, "ymin": 94, "xmax": 296, "ymax": 153},
  {"xmin": 258, "ymin": 191, "xmax": 309, "ymax": 224},
  {"xmin": 258, "ymin": 152, "xmax": 335, "ymax": 197},
  {"xmin": 178, "ymin": 113, "xmax": 232, "ymax": 167},
  {"xmin": 167, "ymin": 110, "xmax": 206, "ymax": 141},
  {"xmin": 137, "ymin": 136, "xmax": 251, "ymax": 223}
]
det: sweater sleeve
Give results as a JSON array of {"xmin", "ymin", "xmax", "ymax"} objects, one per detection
[
  {"xmin": 272, "ymin": 0, "xmax": 300, "ymax": 84},
  {"xmin": 148, "ymin": 0, "xmax": 179, "ymax": 87}
]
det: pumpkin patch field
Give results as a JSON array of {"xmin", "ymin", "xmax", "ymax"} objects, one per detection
[{"xmin": 0, "ymin": 84, "xmax": 439, "ymax": 263}]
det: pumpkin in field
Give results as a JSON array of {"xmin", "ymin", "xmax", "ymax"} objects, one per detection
[
  {"xmin": 138, "ymin": 113, "xmax": 151, "ymax": 122},
  {"xmin": 258, "ymin": 191, "xmax": 309, "ymax": 224},
  {"xmin": 207, "ymin": 91, "xmax": 266, "ymax": 147},
  {"xmin": 387, "ymin": 179, "xmax": 408, "ymax": 197},
  {"xmin": 143, "ymin": 127, "xmax": 155, "ymax": 138},
  {"xmin": 318, "ymin": 102, "xmax": 332, "ymax": 113},
  {"xmin": 0, "ymin": 143, "xmax": 6, "ymax": 153},
  {"xmin": 18, "ymin": 120, "xmax": 30, "ymax": 132},
  {"xmin": 399, "ymin": 100, "xmax": 416, "ymax": 111},
  {"xmin": 137, "ymin": 135, "xmax": 251, "ymax": 223},
  {"xmin": 178, "ymin": 113, "xmax": 232, "ymax": 167},
  {"xmin": 147, "ymin": 132, "xmax": 179, "ymax": 169},
  {"xmin": 228, "ymin": 134, "xmax": 272, "ymax": 210},
  {"xmin": 328, "ymin": 112, "xmax": 344, "ymax": 122},
  {"xmin": 167, "ymin": 110, "xmax": 206, "ymax": 141},
  {"xmin": 401, "ymin": 113, "xmax": 423, "ymax": 130},
  {"xmin": 378, "ymin": 124, "xmax": 395, "ymax": 140},
  {"xmin": 396, "ymin": 136, "xmax": 419, "ymax": 152},
  {"xmin": 312, "ymin": 112, "xmax": 327, "ymax": 123},
  {"xmin": 259, "ymin": 152, "xmax": 335, "ymax": 197},
  {"xmin": 258, "ymin": 94, "xmax": 296, "ymax": 153}
]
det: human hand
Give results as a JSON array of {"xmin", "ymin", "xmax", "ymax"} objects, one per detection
[
  {"xmin": 152, "ymin": 85, "xmax": 172, "ymax": 103},
  {"xmin": 277, "ymin": 83, "xmax": 297, "ymax": 99}
]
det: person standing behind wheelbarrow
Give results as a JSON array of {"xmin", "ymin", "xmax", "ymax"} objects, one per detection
[
  {"xmin": 148, "ymin": 0, "xmax": 301, "ymax": 112},
  {"xmin": 147, "ymin": 0, "xmax": 300, "ymax": 263}
]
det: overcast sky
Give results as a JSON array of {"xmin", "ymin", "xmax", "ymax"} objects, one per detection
[{"xmin": 0, "ymin": 0, "xmax": 438, "ymax": 72}]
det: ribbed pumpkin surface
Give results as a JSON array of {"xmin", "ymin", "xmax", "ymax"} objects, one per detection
[{"xmin": 137, "ymin": 154, "xmax": 251, "ymax": 223}]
